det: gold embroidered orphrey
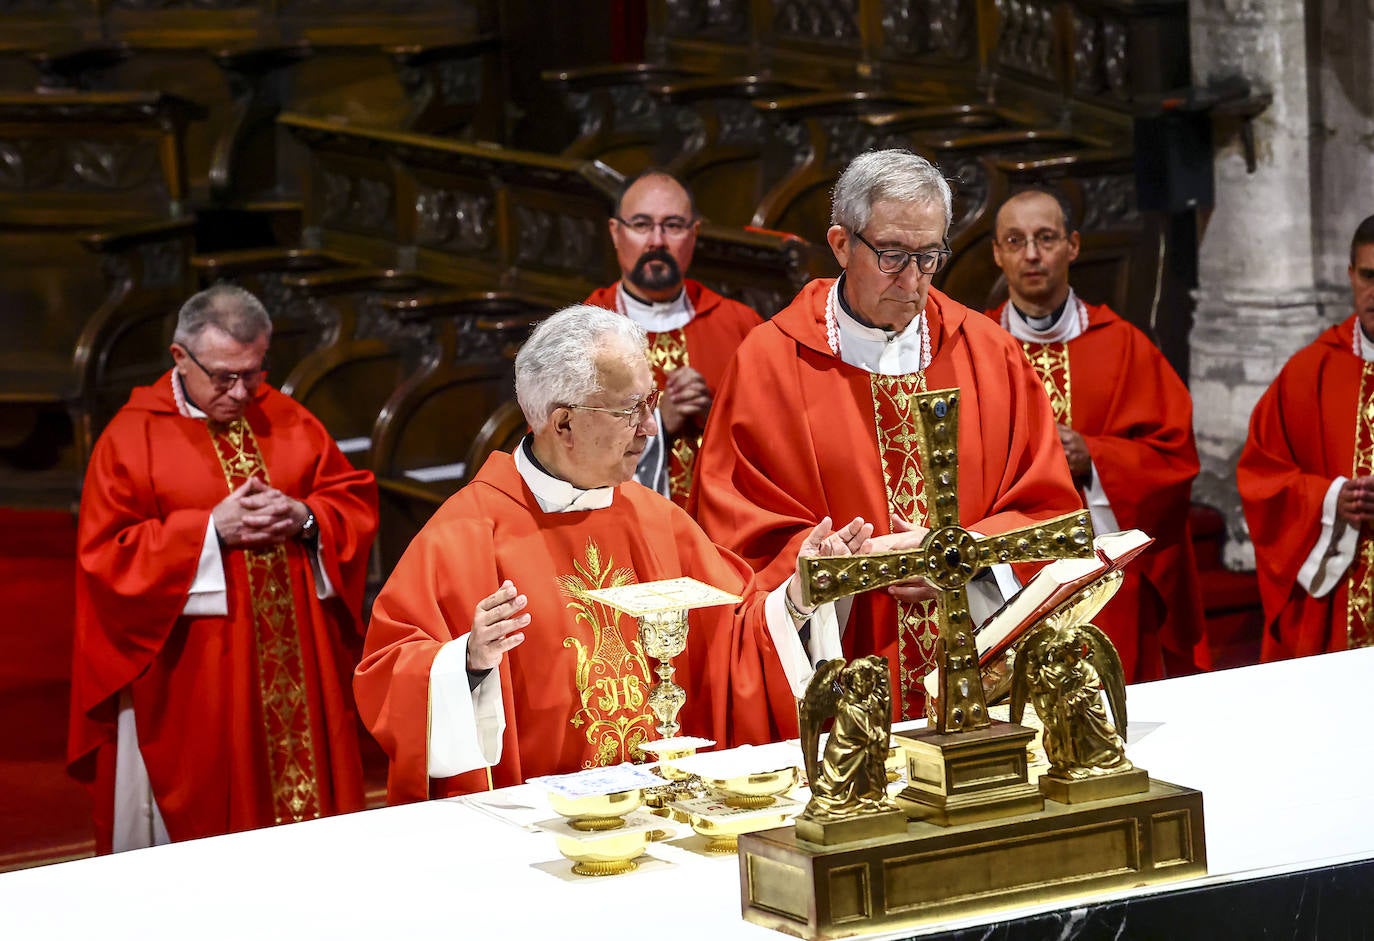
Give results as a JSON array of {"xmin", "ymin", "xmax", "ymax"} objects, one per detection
[
  {"xmin": 1347, "ymin": 363, "xmax": 1374, "ymax": 648},
  {"xmin": 1021, "ymin": 341, "xmax": 1072, "ymax": 424},
  {"xmin": 801, "ymin": 387, "xmax": 1095, "ymax": 735},
  {"xmin": 209, "ymin": 418, "xmax": 321, "ymax": 824},
  {"xmin": 647, "ymin": 329, "xmax": 700, "ymax": 502},
  {"xmin": 870, "ymin": 372, "xmax": 940, "ymax": 720},
  {"xmin": 557, "ymin": 539, "xmax": 655, "ymax": 767}
]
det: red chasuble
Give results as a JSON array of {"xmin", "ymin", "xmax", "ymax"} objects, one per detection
[
  {"xmin": 990, "ymin": 302, "xmax": 1205, "ymax": 681},
  {"xmin": 585, "ymin": 279, "xmax": 762, "ymax": 504},
  {"xmin": 68, "ymin": 372, "xmax": 378, "ymax": 850},
  {"xmin": 689, "ymin": 279, "xmax": 1082, "ymax": 724},
  {"xmin": 354, "ymin": 452, "xmax": 793, "ymax": 804},
  {"xmin": 1238, "ymin": 316, "xmax": 1374, "ymax": 659}
]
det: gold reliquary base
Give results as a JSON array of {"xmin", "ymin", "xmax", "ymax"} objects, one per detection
[
  {"xmin": 739, "ymin": 778, "xmax": 1207, "ymax": 940},
  {"xmin": 894, "ymin": 721, "xmax": 1044, "ymax": 826}
]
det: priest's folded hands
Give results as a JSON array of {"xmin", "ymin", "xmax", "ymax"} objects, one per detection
[{"xmin": 784, "ymin": 515, "xmax": 876, "ymax": 622}]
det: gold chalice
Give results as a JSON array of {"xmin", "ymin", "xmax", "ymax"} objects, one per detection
[
  {"xmin": 639, "ymin": 608, "xmax": 689, "ymax": 738},
  {"xmin": 547, "ymin": 788, "xmax": 643, "ymax": 832},
  {"xmin": 554, "ymin": 828, "xmax": 650, "ymax": 877}
]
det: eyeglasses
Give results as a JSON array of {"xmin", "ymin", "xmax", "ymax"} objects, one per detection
[
  {"xmin": 851, "ymin": 230, "xmax": 951, "ymax": 276},
  {"xmin": 614, "ymin": 215, "xmax": 695, "ymax": 239},
  {"xmin": 996, "ymin": 231, "xmax": 1067, "ymax": 253},
  {"xmin": 180, "ymin": 345, "xmax": 267, "ymax": 393},
  {"xmin": 564, "ymin": 388, "xmax": 661, "ymax": 426}
]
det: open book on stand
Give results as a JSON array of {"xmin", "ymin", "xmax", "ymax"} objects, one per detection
[
  {"xmin": 923, "ymin": 529, "xmax": 1154, "ymax": 702},
  {"xmin": 977, "ymin": 528, "xmax": 1153, "ymax": 663}
]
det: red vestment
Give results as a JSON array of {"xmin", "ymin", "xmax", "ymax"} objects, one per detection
[
  {"xmin": 989, "ymin": 301, "xmax": 1205, "ymax": 681},
  {"xmin": 1237, "ymin": 316, "xmax": 1374, "ymax": 659},
  {"xmin": 68, "ymin": 372, "xmax": 378, "ymax": 850},
  {"xmin": 354, "ymin": 452, "xmax": 793, "ymax": 804},
  {"xmin": 585, "ymin": 279, "xmax": 762, "ymax": 504},
  {"xmin": 689, "ymin": 279, "xmax": 1082, "ymax": 725}
]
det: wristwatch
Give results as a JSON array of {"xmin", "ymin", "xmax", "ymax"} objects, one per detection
[{"xmin": 297, "ymin": 510, "xmax": 318, "ymax": 544}]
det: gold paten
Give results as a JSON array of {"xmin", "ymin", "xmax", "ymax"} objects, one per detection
[{"xmin": 741, "ymin": 386, "xmax": 1207, "ymax": 938}]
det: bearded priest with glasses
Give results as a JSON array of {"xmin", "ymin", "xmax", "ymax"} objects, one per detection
[
  {"xmin": 68, "ymin": 283, "xmax": 379, "ymax": 853},
  {"xmin": 688, "ymin": 149, "xmax": 1083, "ymax": 731},
  {"xmin": 584, "ymin": 169, "xmax": 763, "ymax": 506},
  {"xmin": 355, "ymin": 305, "xmax": 870, "ymax": 803}
]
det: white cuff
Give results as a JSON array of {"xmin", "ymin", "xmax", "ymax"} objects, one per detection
[
  {"xmin": 1298, "ymin": 478, "xmax": 1359, "ymax": 598},
  {"xmin": 427, "ymin": 636, "xmax": 506, "ymax": 779},
  {"xmin": 765, "ymin": 580, "xmax": 843, "ymax": 699},
  {"xmin": 182, "ymin": 517, "xmax": 227, "ymax": 616},
  {"xmin": 967, "ymin": 564, "xmax": 1020, "ymax": 629},
  {"xmin": 307, "ymin": 540, "xmax": 337, "ymax": 601},
  {"xmin": 1084, "ymin": 460, "xmax": 1121, "ymax": 536}
]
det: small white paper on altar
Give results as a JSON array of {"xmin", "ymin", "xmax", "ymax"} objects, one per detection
[
  {"xmin": 671, "ymin": 794, "xmax": 804, "ymax": 821},
  {"xmin": 639, "ymin": 736, "xmax": 715, "ymax": 756},
  {"xmin": 669, "ymin": 742, "xmax": 803, "ymax": 780},
  {"xmin": 528, "ymin": 763, "xmax": 669, "ymax": 799},
  {"xmin": 584, "ymin": 577, "xmax": 742, "ymax": 616}
]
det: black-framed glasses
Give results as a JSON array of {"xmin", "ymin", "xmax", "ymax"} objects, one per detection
[
  {"xmin": 614, "ymin": 215, "xmax": 696, "ymax": 238},
  {"xmin": 179, "ymin": 344, "xmax": 267, "ymax": 393},
  {"xmin": 564, "ymin": 388, "xmax": 661, "ymax": 426},
  {"xmin": 851, "ymin": 230, "xmax": 951, "ymax": 275},
  {"xmin": 996, "ymin": 231, "xmax": 1066, "ymax": 253}
]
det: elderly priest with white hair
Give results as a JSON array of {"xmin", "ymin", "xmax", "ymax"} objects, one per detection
[{"xmin": 355, "ymin": 305, "xmax": 871, "ymax": 802}]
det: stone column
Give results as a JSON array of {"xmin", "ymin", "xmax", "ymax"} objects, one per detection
[{"xmin": 1188, "ymin": 0, "xmax": 1348, "ymax": 567}]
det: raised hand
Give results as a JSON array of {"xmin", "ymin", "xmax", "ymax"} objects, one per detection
[
  {"xmin": 466, "ymin": 580, "xmax": 530, "ymax": 672},
  {"xmin": 860, "ymin": 517, "xmax": 937, "ymax": 604}
]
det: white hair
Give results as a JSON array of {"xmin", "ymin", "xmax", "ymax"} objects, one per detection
[
  {"xmin": 515, "ymin": 305, "xmax": 649, "ymax": 432},
  {"xmin": 830, "ymin": 149, "xmax": 953, "ymax": 233}
]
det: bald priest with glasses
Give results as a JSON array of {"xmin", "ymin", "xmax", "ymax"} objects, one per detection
[
  {"xmin": 356, "ymin": 305, "xmax": 871, "ymax": 803},
  {"xmin": 69, "ymin": 283, "xmax": 379, "ymax": 853},
  {"xmin": 584, "ymin": 169, "xmax": 762, "ymax": 507},
  {"xmin": 689, "ymin": 150, "xmax": 1083, "ymax": 731}
]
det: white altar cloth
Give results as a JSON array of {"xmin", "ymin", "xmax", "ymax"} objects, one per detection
[{"xmin": 3, "ymin": 648, "xmax": 1373, "ymax": 940}]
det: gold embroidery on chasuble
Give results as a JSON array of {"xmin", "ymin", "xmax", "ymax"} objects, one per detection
[
  {"xmin": 1346, "ymin": 364, "xmax": 1374, "ymax": 649},
  {"xmin": 1021, "ymin": 341, "xmax": 1073, "ymax": 424},
  {"xmin": 556, "ymin": 540, "xmax": 655, "ymax": 767},
  {"xmin": 208, "ymin": 419, "xmax": 321, "ymax": 824},
  {"xmin": 870, "ymin": 372, "xmax": 938, "ymax": 720},
  {"xmin": 647, "ymin": 329, "xmax": 699, "ymax": 502}
]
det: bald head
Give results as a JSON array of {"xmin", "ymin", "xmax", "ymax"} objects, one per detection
[{"xmin": 610, "ymin": 170, "xmax": 700, "ymax": 303}]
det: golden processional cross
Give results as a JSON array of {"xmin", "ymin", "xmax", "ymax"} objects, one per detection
[{"xmin": 799, "ymin": 387, "xmax": 1094, "ymax": 740}]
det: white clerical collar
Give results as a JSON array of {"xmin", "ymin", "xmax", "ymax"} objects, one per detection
[
  {"xmin": 1352, "ymin": 322, "xmax": 1374, "ymax": 363},
  {"xmin": 514, "ymin": 435, "xmax": 616, "ymax": 513},
  {"xmin": 617, "ymin": 282, "xmax": 694, "ymax": 332},
  {"xmin": 825, "ymin": 276, "xmax": 930, "ymax": 376},
  {"xmin": 172, "ymin": 372, "xmax": 208, "ymax": 420},
  {"xmin": 1000, "ymin": 288, "xmax": 1088, "ymax": 345}
]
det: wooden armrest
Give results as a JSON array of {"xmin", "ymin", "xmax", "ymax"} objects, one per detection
[
  {"xmin": 376, "ymin": 475, "xmax": 449, "ymax": 507},
  {"xmin": 542, "ymin": 62, "xmax": 698, "ymax": 90},
  {"xmin": 862, "ymin": 105, "xmax": 1013, "ymax": 131},
  {"xmin": 378, "ymin": 289, "xmax": 550, "ymax": 323},
  {"xmin": 653, "ymin": 74, "xmax": 799, "ymax": 104},
  {"xmin": 28, "ymin": 41, "xmax": 132, "ymax": 85},
  {"xmin": 991, "ymin": 149, "xmax": 1132, "ymax": 174},
  {"xmin": 209, "ymin": 41, "xmax": 312, "ymax": 73},
  {"xmin": 192, "ymin": 248, "xmax": 338, "ymax": 278},
  {"xmin": 278, "ymin": 268, "xmax": 408, "ymax": 291},
  {"xmin": 388, "ymin": 35, "xmax": 501, "ymax": 65},
  {"xmin": 79, "ymin": 217, "xmax": 196, "ymax": 253},
  {"xmin": 754, "ymin": 89, "xmax": 931, "ymax": 117},
  {"xmin": 931, "ymin": 128, "xmax": 1084, "ymax": 151}
]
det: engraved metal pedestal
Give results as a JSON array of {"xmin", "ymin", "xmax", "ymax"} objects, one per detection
[{"xmin": 740, "ymin": 780, "xmax": 1207, "ymax": 940}]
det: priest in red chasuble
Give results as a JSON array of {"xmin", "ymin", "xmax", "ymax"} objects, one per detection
[
  {"xmin": 355, "ymin": 306, "xmax": 868, "ymax": 804},
  {"xmin": 584, "ymin": 170, "xmax": 762, "ymax": 506},
  {"xmin": 69, "ymin": 284, "xmax": 379, "ymax": 853},
  {"xmin": 1238, "ymin": 215, "xmax": 1374, "ymax": 661},
  {"xmin": 987, "ymin": 188, "xmax": 1206, "ymax": 682},
  {"xmin": 688, "ymin": 150, "xmax": 1083, "ymax": 725}
]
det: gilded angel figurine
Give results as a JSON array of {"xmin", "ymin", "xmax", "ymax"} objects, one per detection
[{"xmin": 798, "ymin": 656, "xmax": 899, "ymax": 820}]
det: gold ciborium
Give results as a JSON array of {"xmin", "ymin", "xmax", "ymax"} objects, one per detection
[
  {"xmin": 554, "ymin": 829, "xmax": 651, "ymax": 877},
  {"xmin": 704, "ymin": 765, "xmax": 799, "ymax": 810},
  {"xmin": 585, "ymin": 577, "xmax": 743, "ymax": 740},
  {"xmin": 547, "ymin": 788, "xmax": 644, "ymax": 832}
]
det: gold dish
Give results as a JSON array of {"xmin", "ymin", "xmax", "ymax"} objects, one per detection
[
  {"xmin": 703, "ymin": 766, "xmax": 799, "ymax": 809},
  {"xmin": 547, "ymin": 788, "xmax": 643, "ymax": 832},
  {"xmin": 554, "ymin": 829, "xmax": 650, "ymax": 876},
  {"xmin": 689, "ymin": 810, "xmax": 788, "ymax": 855}
]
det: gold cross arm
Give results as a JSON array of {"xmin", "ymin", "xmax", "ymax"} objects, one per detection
[{"xmin": 796, "ymin": 388, "xmax": 1095, "ymax": 734}]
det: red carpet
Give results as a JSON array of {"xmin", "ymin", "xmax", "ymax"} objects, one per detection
[{"xmin": 0, "ymin": 508, "xmax": 94, "ymax": 871}]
